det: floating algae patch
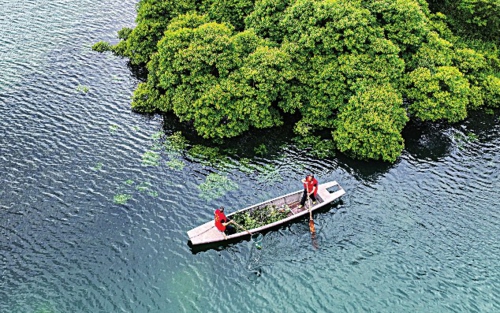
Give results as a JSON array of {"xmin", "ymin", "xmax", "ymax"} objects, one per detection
[
  {"xmin": 238, "ymin": 158, "xmax": 253, "ymax": 174},
  {"xmin": 188, "ymin": 145, "xmax": 224, "ymax": 165},
  {"xmin": 151, "ymin": 142, "xmax": 163, "ymax": 151},
  {"xmin": 141, "ymin": 150, "xmax": 160, "ymax": 166},
  {"xmin": 124, "ymin": 179, "xmax": 134, "ymax": 185},
  {"xmin": 91, "ymin": 162, "xmax": 103, "ymax": 171},
  {"xmin": 198, "ymin": 173, "xmax": 238, "ymax": 201},
  {"xmin": 254, "ymin": 144, "xmax": 268, "ymax": 156},
  {"xmin": 164, "ymin": 131, "xmax": 188, "ymax": 155},
  {"xmin": 166, "ymin": 159, "xmax": 185, "ymax": 171},
  {"xmin": 113, "ymin": 193, "xmax": 132, "ymax": 205},
  {"xmin": 467, "ymin": 132, "xmax": 478, "ymax": 142},
  {"xmin": 151, "ymin": 131, "xmax": 163, "ymax": 140},
  {"xmin": 109, "ymin": 124, "xmax": 119, "ymax": 133},
  {"xmin": 452, "ymin": 130, "xmax": 479, "ymax": 150},
  {"xmin": 293, "ymin": 135, "xmax": 336, "ymax": 158},
  {"xmin": 76, "ymin": 84, "xmax": 89, "ymax": 93},
  {"xmin": 32, "ymin": 302, "xmax": 59, "ymax": 313},
  {"xmin": 253, "ymin": 163, "xmax": 283, "ymax": 184},
  {"xmin": 136, "ymin": 181, "xmax": 159, "ymax": 197},
  {"xmin": 136, "ymin": 181, "xmax": 152, "ymax": 192}
]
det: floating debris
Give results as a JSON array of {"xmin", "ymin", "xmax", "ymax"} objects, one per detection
[
  {"xmin": 141, "ymin": 150, "xmax": 160, "ymax": 166},
  {"xmin": 113, "ymin": 194, "xmax": 132, "ymax": 205},
  {"xmin": 76, "ymin": 84, "xmax": 89, "ymax": 93}
]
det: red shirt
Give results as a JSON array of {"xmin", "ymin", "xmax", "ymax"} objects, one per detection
[
  {"xmin": 303, "ymin": 178, "xmax": 318, "ymax": 195},
  {"xmin": 214, "ymin": 209, "xmax": 228, "ymax": 231}
]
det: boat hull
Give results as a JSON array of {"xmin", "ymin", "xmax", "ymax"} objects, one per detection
[{"xmin": 187, "ymin": 181, "xmax": 345, "ymax": 246}]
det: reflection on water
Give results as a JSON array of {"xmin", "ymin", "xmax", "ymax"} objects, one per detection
[{"xmin": 1, "ymin": 0, "xmax": 500, "ymax": 312}]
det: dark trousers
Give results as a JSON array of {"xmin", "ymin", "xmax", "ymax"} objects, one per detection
[
  {"xmin": 300, "ymin": 190, "xmax": 317, "ymax": 206},
  {"xmin": 224, "ymin": 224, "xmax": 236, "ymax": 235}
]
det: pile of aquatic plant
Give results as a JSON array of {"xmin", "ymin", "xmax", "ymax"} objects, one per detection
[{"xmin": 232, "ymin": 204, "xmax": 291, "ymax": 230}]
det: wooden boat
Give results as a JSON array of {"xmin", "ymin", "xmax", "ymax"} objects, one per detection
[{"xmin": 187, "ymin": 181, "xmax": 345, "ymax": 246}]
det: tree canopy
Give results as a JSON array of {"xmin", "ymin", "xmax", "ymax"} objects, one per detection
[{"xmin": 94, "ymin": 0, "xmax": 500, "ymax": 162}]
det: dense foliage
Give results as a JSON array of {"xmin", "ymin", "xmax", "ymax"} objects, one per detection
[{"xmin": 94, "ymin": 0, "xmax": 500, "ymax": 162}]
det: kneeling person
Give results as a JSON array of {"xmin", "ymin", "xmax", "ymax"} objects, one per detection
[{"xmin": 214, "ymin": 206, "xmax": 236, "ymax": 239}]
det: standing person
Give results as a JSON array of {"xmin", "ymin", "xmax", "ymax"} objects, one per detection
[
  {"xmin": 214, "ymin": 206, "xmax": 236, "ymax": 239},
  {"xmin": 299, "ymin": 174, "xmax": 318, "ymax": 208}
]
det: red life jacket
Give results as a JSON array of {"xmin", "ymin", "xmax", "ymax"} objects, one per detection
[
  {"xmin": 214, "ymin": 209, "xmax": 227, "ymax": 231},
  {"xmin": 303, "ymin": 178, "xmax": 318, "ymax": 195}
]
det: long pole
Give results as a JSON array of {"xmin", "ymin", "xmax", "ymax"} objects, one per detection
[
  {"xmin": 308, "ymin": 196, "xmax": 316, "ymax": 235},
  {"xmin": 231, "ymin": 221, "xmax": 252, "ymax": 236}
]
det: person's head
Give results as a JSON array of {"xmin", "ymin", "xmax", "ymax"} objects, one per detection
[
  {"xmin": 219, "ymin": 206, "xmax": 224, "ymax": 212},
  {"xmin": 306, "ymin": 174, "xmax": 314, "ymax": 181}
]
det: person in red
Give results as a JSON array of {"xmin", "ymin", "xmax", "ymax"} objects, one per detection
[
  {"xmin": 214, "ymin": 206, "xmax": 235, "ymax": 238},
  {"xmin": 299, "ymin": 174, "xmax": 318, "ymax": 208}
]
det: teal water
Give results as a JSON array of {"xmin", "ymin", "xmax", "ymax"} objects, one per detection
[{"xmin": 1, "ymin": 1, "xmax": 499, "ymax": 312}]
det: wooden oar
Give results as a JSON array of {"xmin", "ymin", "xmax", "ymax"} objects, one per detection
[
  {"xmin": 308, "ymin": 196, "xmax": 318, "ymax": 249},
  {"xmin": 308, "ymin": 196, "xmax": 316, "ymax": 235}
]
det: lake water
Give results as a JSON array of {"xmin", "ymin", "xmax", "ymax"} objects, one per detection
[{"xmin": 1, "ymin": 1, "xmax": 499, "ymax": 312}]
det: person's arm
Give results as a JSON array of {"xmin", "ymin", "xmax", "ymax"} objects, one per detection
[
  {"xmin": 310, "ymin": 184, "xmax": 317, "ymax": 195},
  {"xmin": 308, "ymin": 183, "xmax": 318, "ymax": 197}
]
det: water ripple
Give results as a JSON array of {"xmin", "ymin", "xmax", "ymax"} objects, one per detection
[{"xmin": 2, "ymin": 0, "xmax": 500, "ymax": 312}]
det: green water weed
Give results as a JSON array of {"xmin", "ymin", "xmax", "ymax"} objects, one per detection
[
  {"xmin": 76, "ymin": 84, "xmax": 89, "ymax": 93},
  {"xmin": 151, "ymin": 131, "xmax": 163, "ymax": 140},
  {"xmin": 198, "ymin": 173, "xmax": 238, "ymax": 200},
  {"xmin": 136, "ymin": 181, "xmax": 152, "ymax": 192},
  {"xmin": 254, "ymin": 144, "xmax": 268, "ymax": 156},
  {"xmin": 109, "ymin": 124, "xmax": 119, "ymax": 133},
  {"xmin": 91, "ymin": 162, "xmax": 103, "ymax": 171},
  {"xmin": 164, "ymin": 131, "xmax": 188, "ymax": 153},
  {"xmin": 166, "ymin": 159, "xmax": 185, "ymax": 171},
  {"xmin": 467, "ymin": 132, "xmax": 478, "ymax": 142},
  {"xmin": 142, "ymin": 150, "xmax": 160, "ymax": 166},
  {"xmin": 113, "ymin": 194, "xmax": 132, "ymax": 205}
]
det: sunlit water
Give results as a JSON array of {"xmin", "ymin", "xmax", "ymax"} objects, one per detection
[{"xmin": 1, "ymin": 1, "xmax": 499, "ymax": 312}]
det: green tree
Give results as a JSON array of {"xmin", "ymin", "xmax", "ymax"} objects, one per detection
[
  {"xmin": 428, "ymin": 0, "xmax": 500, "ymax": 42},
  {"xmin": 93, "ymin": 0, "xmax": 500, "ymax": 163},
  {"xmin": 141, "ymin": 15, "xmax": 294, "ymax": 139},
  {"xmin": 245, "ymin": 0, "xmax": 294, "ymax": 43},
  {"xmin": 405, "ymin": 66, "xmax": 471, "ymax": 122},
  {"xmin": 333, "ymin": 84, "xmax": 408, "ymax": 162},
  {"xmin": 279, "ymin": 0, "xmax": 405, "ymax": 134},
  {"xmin": 482, "ymin": 75, "xmax": 500, "ymax": 108},
  {"xmin": 206, "ymin": 0, "xmax": 255, "ymax": 31},
  {"xmin": 116, "ymin": 0, "xmax": 199, "ymax": 64}
]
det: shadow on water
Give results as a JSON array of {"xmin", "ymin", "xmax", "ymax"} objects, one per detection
[
  {"xmin": 461, "ymin": 109, "xmax": 500, "ymax": 140},
  {"xmin": 335, "ymin": 153, "xmax": 396, "ymax": 183},
  {"xmin": 154, "ymin": 103, "xmax": 497, "ymax": 185},
  {"xmin": 127, "ymin": 61, "xmax": 148, "ymax": 82},
  {"xmin": 157, "ymin": 112, "xmax": 400, "ymax": 183},
  {"xmin": 402, "ymin": 120, "xmax": 454, "ymax": 161},
  {"xmin": 160, "ymin": 112, "xmax": 300, "ymax": 156},
  {"xmin": 402, "ymin": 109, "xmax": 500, "ymax": 161}
]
